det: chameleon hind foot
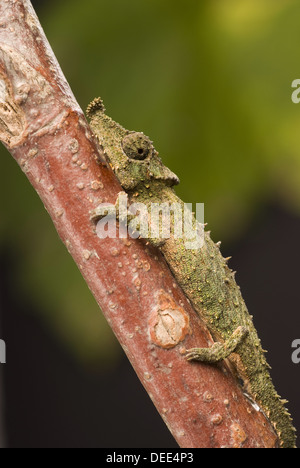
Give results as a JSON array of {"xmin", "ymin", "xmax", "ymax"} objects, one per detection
[{"xmin": 186, "ymin": 326, "xmax": 249, "ymax": 363}]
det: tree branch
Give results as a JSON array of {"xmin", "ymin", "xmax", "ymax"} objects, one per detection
[{"xmin": 0, "ymin": 0, "xmax": 278, "ymax": 448}]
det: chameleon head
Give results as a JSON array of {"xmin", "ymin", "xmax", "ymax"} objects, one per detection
[{"xmin": 87, "ymin": 97, "xmax": 179, "ymax": 191}]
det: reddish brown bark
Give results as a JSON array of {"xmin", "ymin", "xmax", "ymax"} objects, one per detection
[{"xmin": 0, "ymin": 0, "xmax": 278, "ymax": 448}]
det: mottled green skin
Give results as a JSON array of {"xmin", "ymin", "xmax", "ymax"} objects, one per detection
[{"xmin": 87, "ymin": 98, "xmax": 296, "ymax": 448}]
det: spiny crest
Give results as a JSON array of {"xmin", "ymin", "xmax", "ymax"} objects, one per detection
[{"xmin": 86, "ymin": 97, "xmax": 106, "ymax": 119}]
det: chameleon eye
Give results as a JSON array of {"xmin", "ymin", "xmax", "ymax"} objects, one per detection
[{"xmin": 121, "ymin": 132, "xmax": 152, "ymax": 160}]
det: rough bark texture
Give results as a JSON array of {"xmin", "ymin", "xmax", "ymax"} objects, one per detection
[{"xmin": 0, "ymin": 0, "xmax": 279, "ymax": 448}]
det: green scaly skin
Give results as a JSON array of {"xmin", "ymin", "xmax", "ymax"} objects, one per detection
[{"xmin": 86, "ymin": 97, "xmax": 297, "ymax": 448}]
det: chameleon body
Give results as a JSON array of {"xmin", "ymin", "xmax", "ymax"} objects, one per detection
[{"xmin": 87, "ymin": 97, "xmax": 296, "ymax": 448}]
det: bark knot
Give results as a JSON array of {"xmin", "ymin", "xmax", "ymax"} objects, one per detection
[{"xmin": 148, "ymin": 290, "xmax": 190, "ymax": 349}]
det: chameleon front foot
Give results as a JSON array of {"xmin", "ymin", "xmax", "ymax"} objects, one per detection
[
  {"xmin": 90, "ymin": 191, "xmax": 128, "ymax": 223},
  {"xmin": 90, "ymin": 205, "xmax": 116, "ymax": 222},
  {"xmin": 186, "ymin": 326, "xmax": 249, "ymax": 363},
  {"xmin": 90, "ymin": 192, "xmax": 168, "ymax": 247}
]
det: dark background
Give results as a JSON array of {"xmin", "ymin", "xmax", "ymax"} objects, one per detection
[{"xmin": 0, "ymin": 0, "xmax": 300, "ymax": 448}]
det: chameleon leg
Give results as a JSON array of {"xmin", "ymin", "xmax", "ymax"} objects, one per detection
[
  {"xmin": 90, "ymin": 204, "xmax": 116, "ymax": 220},
  {"xmin": 90, "ymin": 191, "xmax": 127, "ymax": 222},
  {"xmin": 186, "ymin": 326, "xmax": 248, "ymax": 363}
]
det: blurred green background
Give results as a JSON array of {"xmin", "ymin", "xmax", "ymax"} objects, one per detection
[{"xmin": 1, "ymin": 0, "xmax": 300, "ymax": 447}]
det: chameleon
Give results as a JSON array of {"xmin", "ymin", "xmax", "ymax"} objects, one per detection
[{"xmin": 86, "ymin": 97, "xmax": 297, "ymax": 448}]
